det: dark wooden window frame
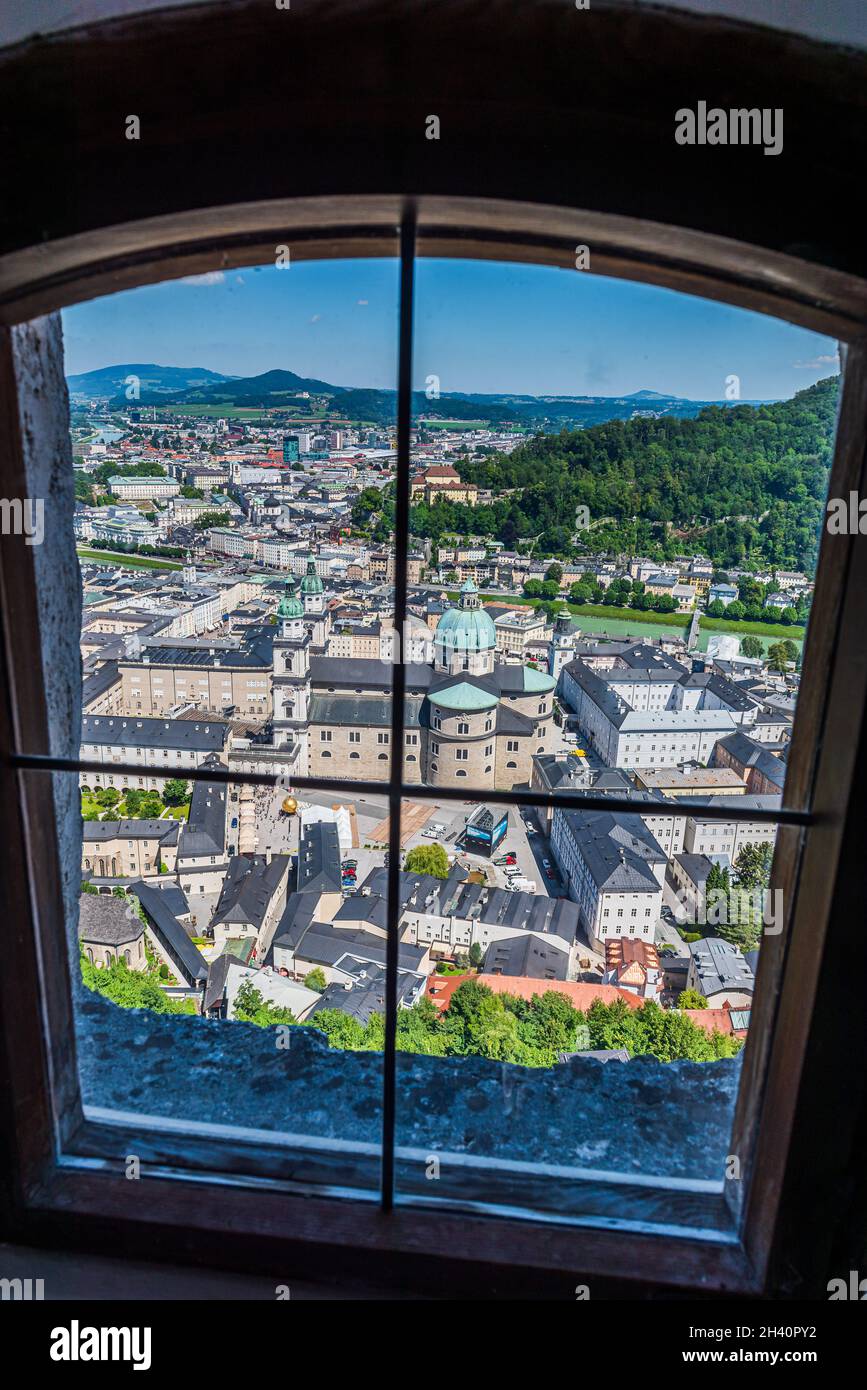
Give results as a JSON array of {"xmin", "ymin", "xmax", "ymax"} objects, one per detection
[{"xmin": 2, "ymin": 193, "xmax": 867, "ymax": 1297}]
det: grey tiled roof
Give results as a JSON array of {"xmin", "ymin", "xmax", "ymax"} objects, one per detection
[
  {"xmin": 688, "ymin": 936, "xmax": 755, "ymax": 996},
  {"xmin": 82, "ymin": 715, "xmax": 229, "ymax": 751},
  {"xmin": 78, "ymin": 893, "xmax": 144, "ymax": 945}
]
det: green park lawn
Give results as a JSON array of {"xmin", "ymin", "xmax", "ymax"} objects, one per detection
[{"xmin": 77, "ymin": 548, "xmax": 184, "ymax": 571}]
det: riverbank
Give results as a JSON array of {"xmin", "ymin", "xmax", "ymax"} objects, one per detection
[
  {"xmin": 445, "ymin": 590, "xmax": 805, "ymax": 650},
  {"xmin": 699, "ymin": 613, "xmax": 805, "ymax": 641}
]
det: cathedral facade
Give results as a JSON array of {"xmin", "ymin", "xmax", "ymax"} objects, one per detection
[{"xmin": 271, "ymin": 575, "xmax": 556, "ymax": 791}]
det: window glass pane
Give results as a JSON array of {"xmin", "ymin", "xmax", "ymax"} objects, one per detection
[
  {"xmin": 61, "ymin": 255, "xmax": 400, "ymax": 785},
  {"xmin": 393, "ymin": 790, "xmax": 756, "ymax": 1226},
  {"xmin": 42, "ymin": 762, "xmax": 395, "ymax": 1196},
  {"xmin": 41, "ymin": 251, "xmax": 406, "ymax": 1191},
  {"xmin": 409, "ymin": 256, "xmax": 839, "ymax": 816}
]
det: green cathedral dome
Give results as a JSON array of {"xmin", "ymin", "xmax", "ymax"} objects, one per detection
[{"xmin": 435, "ymin": 579, "xmax": 496, "ymax": 653}]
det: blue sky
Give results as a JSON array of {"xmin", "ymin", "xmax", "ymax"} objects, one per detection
[{"xmin": 62, "ymin": 257, "xmax": 839, "ymax": 401}]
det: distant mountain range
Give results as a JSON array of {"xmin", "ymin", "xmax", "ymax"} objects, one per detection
[
  {"xmin": 66, "ymin": 363, "xmax": 772, "ymax": 430},
  {"xmin": 67, "ymin": 363, "xmax": 235, "ymax": 399}
]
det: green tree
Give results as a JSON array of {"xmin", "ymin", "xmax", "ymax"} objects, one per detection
[
  {"xmin": 233, "ymin": 979, "xmax": 297, "ymax": 1026},
  {"xmin": 733, "ymin": 841, "xmax": 773, "ymax": 891},
  {"xmin": 305, "ymin": 967, "xmax": 327, "ymax": 993},
  {"xmin": 192, "ymin": 510, "xmax": 231, "ymax": 531},
  {"xmin": 404, "ymin": 842, "xmax": 450, "ymax": 878},
  {"xmin": 163, "ymin": 778, "xmax": 190, "ymax": 807},
  {"xmin": 307, "ymin": 1008, "xmax": 366, "ymax": 1050},
  {"xmin": 740, "ymin": 635, "xmax": 764, "ymax": 658},
  {"xmin": 677, "ymin": 988, "xmax": 708, "ymax": 1010},
  {"xmin": 80, "ymin": 951, "xmax": 196, "ymax": 1015},
  {"xmin": 766, "ymin": 640, "xmax": 793, "ymax": 673},
  {"xmin": 468, "ymin": 942, "xmax": 484, "ymax": 969}
]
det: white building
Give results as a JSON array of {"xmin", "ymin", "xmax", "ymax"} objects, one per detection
[
  {"xmin": 80, "ymin": 715, "xmax": 230, "ymax": 790},
  {"xmin": 550, "ymin": 807, "xmax": 664, "ymax": 952},
  {"xmin": 561, "ymin": 654, "xmax": 758, "ymax": 769},
  {"xmin": 108, "ymin": 476, "xmax": 180, "ymax": 501}
]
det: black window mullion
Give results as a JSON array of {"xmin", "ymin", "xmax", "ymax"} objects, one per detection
[
  {"xmin": 381, "ymin": 201, "xmax": 417, "ymax": 1213},
  {"xmin": 10, "ymin": 754, "xmax": 813, "ymax": 827}
]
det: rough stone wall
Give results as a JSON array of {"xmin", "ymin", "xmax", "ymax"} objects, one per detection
[
  {"xmin": 76, "ymin": 987, "xmax": 740, "ymax": 1187},
  {"xmin": 13, "ymin": 314, "xmax": 82, "ymax": 962}
]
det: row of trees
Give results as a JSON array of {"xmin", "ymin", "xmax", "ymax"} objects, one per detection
[
  {"xmin": 230, "ymin": 980, "xmax": 741, "ymax": 1067},
  {"xmin": 81, "ymin": 538, "xmax": 187, "ymax": 559}
]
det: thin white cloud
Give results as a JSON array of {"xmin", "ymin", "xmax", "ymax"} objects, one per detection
[
  {"xmin": 310, "ymin": 313, "xmax": 321, "ymax": 323},
  {"xmin": 794, "ymin": 353, "xmax": 838, "ymax": 369},
  {"xmin": 181, "ymin": 271, "xmax": 226, "ymax": 286},
  {"xmin": 357, "ymin": 299, "xmax": 369, "ymax": 306}
]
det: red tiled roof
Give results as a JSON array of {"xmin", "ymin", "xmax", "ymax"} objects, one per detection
[
  {"xmin": 682, "ymin": 1007, "xmax": 749, "ymax": 1038},
  {"xmin": 479, "ymin": 974, "xmax": 642, "ymax": 1010},
  {"xmin": 425, "ymin": 972, "xmax": 469, "ymax": 1011},
  {"xmin": 426, "ymin": 972, "xmax": 642, "ymax": 1013}
]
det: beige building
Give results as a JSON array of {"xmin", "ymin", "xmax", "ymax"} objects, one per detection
[
  {"xmin": 494, "ymin": 608, "xmax": 548, "ymax": 657},
  {"xmin": 634, "ymin": 768, "xmax": 746, "ymax": 797},
  {"xmin": 410, "ymin": 465, "xmax": 478, "ymax": 506},
  {"xmin": 118, "ymin": 639, "xmax": 272, "ymax": 717},
  {"xmin": 82, "ymin": 819, "xmax": 179, "ymax": 879}
]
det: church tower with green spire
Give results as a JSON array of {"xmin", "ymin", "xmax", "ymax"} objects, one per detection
[{"xmin": 272, "ymin": 574, "xmax": 310, "ymax": 756}]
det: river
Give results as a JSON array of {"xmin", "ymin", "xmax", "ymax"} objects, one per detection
[{"xmin": 574, "ymin": 612, "xmax": 803, "ymax": 655}]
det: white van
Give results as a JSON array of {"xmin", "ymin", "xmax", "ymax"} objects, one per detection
[{"xmin": 509, "ymin": 876, "xmax": 537, "ymax": 893}]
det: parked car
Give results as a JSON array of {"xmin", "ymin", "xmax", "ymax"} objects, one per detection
[
  {"xmin": 542, "ymin": 858, "xmax": 555, "ymax": 879},
  {"xmin": 494, "ymin": 854, "xmax": 517, "ymax": 866},
  {"xmin": 525, "ymin": 821, "xmax": 536, "ymax": 834},
  {"xmin": 342, "ymin": 859, "xmax": 357, "ymax": 869}
]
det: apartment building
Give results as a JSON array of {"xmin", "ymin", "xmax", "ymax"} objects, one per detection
[
  {"xmin": 682, "ymin": 795, "xmax": 780, "ymax": 859},
  {"xmin": 82, "ymin": 819, "xmax": 179, "ymax": 879},
  {"xmin": 550, "ymin": 807, "xmax": 665, "ymax": 952},
  {"xmin": 80, "ymin": 714, "xmax": 230, "ymax": 789},
  {"xmin": 108, "ymin": 475, "xmax": 180, "ymax": 501}
]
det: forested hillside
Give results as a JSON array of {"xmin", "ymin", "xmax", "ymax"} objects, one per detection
[{"xmin": 411, "ymin": 376, "xmax": 839, "ymax": 572}]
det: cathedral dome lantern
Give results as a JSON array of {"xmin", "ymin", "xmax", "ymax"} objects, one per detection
[{"xmin": 433, "ymin": 578, "xmax": 497, "ymax": 674}]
